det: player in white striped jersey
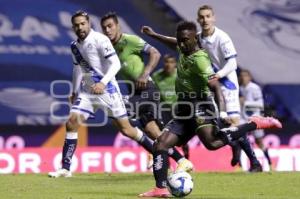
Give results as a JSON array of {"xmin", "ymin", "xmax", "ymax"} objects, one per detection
[
  {"xmin": 197, "ymin": 5, "xmax": 262, "ymax": 172},
  {"xmin": 239, "ymin": 69, "xmax": 272, "ymax": 167},
  {"xmin": 48, "ymin": 11, "xmax": 154, "ymax": 178}
]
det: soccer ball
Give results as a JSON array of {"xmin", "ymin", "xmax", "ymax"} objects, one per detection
[{"xmin": 167, "ymin": 171, "xmax": 193, "ymax": 197}]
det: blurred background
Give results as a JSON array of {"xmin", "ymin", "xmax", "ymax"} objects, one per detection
[{"xmin": 0, "ymin": 0, "xmax": 299, "ymax": 173}]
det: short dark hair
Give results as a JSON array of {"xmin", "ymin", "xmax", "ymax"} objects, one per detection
[
  {"xmin": 176, "ymin": 21, "xmax": 197, "ymax": 33},
  {"xmin": 101, "ymin": 11, "xmax": 119, "ymax": 24},
  {"xmin": 163, "ymin": 54, "xmax": 176, "ymax": 61},
  {"xmin": 198, "ymin": 5, "xmax": 214, "ymax": 15},
  {"xmin": 240, "ymin": 69, "xmax": 251, "ymax": 75},
  {"xmin": 71, "ymin": 10, "xmax": 89, "ymax": 24}
]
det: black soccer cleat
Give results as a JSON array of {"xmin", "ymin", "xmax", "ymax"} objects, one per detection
[{"xmin": 249, "ymin": 162, "xmax": 263, "ymax": 173}]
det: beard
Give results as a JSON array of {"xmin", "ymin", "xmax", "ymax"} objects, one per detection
[{"xmin": 77, "ymin": 31, "xmax": 88, "ymax": 40}]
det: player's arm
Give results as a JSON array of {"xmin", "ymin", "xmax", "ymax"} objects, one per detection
[
  {"xmin": 136, "ymin": 44, "xmax": 161, "ymax": 89},
  {"xmin": 141, "ymin": 26, "xmax": 177, "ymax": 50},
  {"xmin": 215, "ymin": 57, "xmax": 237, "ymax": 79},
  {"xmin": 92, "ymin": 37, "xmax": 121, "ymax": 94},
  {"xmin": 208, "ymin": 78, "xmax": 226, "ymax": 113},
  {"xmin": 210, "ymin": 35, "xmax": 237, "ymax": 80},
  {"xmin": 70, "ymin": 55, "xmax": 82, "ymax": 104}
]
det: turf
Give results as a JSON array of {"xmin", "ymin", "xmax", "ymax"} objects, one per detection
[{"xmin": 0, "ymin": 172, "xmax": 299, "ymax": 199}]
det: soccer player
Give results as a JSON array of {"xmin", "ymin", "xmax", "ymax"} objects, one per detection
[
  {"xmin": 152, "ymin": 54, "xmax": 190, "ymax": 159},
  {"xmin": 100, "ymin": 12, "xmax": 193, "ymax": 172},
  {"xmin": 142, "ymin": 4, "xmax": 262, "ymax": 172},
  {"xmin": 239, "ymin": 69, "xmax": 272, "ymax": 167},
  {"xmin": 139, "ymin": 21, "xmax": 281, "ymax": 197},
  {"xmin": 196, "ymin": 5, "xmax": 262, "ymax": 171},
  {"xmin": 48, "ymin": 11, "xmax": 155, "ymax": 178}
]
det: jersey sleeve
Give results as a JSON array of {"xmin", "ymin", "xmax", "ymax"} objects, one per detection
[
  {"xmin": 97, "ymin": 36, "xmax": 117, "ymax": 59},
  {"xmin": 192, "ymin": 55, "xmax": 214, "ymax": 78},
  {"xmin": 128, "ymin": 35, "xmax": 152, "ymax": 54},
  {"xmin": 219, "ymin": 33, "xmax": 237, "ymax": 60}
]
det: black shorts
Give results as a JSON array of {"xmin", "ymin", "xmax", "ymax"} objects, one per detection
[
  {"xmin": 164, "ymin": 96, "xmax": 219, "ymax": 145},
  {"xmin": 125, "ymin": 81, "xmax": 161, "ymax": 127}
]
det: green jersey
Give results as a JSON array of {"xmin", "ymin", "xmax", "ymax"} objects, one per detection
[
  {"xmin": 176, "ymin": 49, "xmax": 214, "ymax": 98},
  {"xmin": 152, "ymin": 69, "xmax": 177, "ymax": 104},
  {"xmin": 113, "ymin": 34, "xmax": 147, "ymax": 81}
]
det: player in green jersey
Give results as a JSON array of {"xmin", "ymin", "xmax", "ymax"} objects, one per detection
[
  {"xmin": 100, "ymin": 12, "xmax": 193, "ymax": 172},
  {"xmin": 139, "ymin": 21, "xmax": 282, "ymax": 197}
]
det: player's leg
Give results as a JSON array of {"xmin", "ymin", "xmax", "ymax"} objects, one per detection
[
  {"xmin": 143, "ymin": 117, "xmax": 192, "ymax": 172},
  {"xmin": 224, "ymin": 87, "xmax": 261, "ymax": 170},
  {"xmin": 255, "ymin": 130, "xmax": 272, "ymax": 166},
  {"xmin": 109, "ymin": 92, "xmax": 154, "ymax": 153},
  {"xmin": 112, "ymin": 118, "xmax": 153, "ymax": 153},
  {"xmin": 182, "ymin": 144, "xmax": 190, "ymax": 159},
  {"xmin": 139, "ymin": 119, "xmax": 184, "ymax": 197},
  {"xmin": 48, "ymin": 94, "xmax": 92, "ymax": 178},
  {"xmin": 230, "ymin": 116, "xmax": 262, "ymax": 171},
  {"xmin": 227, "ymin": 116, "xmax": 242, "ymax": 167},
  {"xmin": 136, "ymin": 88, "xmax": 192, "ymax": 171},
  {"xmin": 196, "ymin": 117, "xmax": 282, "ymax": 151}
]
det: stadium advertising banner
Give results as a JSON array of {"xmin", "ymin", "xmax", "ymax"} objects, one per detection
[{"xmin": 0, "ymin": 147, "xmax": 300, "ymax": 174}]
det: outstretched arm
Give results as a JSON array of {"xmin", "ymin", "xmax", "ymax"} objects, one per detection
[
  {"xmin": 141, "ymin": 26, "xmax": 177, "ymax": 50},
  {"xmin": 208, "ymin": 79, "xmax": 226, "ymax": 115}
]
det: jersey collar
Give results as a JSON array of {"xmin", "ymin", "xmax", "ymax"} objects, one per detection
[{"xmin": 200, "ymin": 27, "xmax": 218, "ymax": 44}]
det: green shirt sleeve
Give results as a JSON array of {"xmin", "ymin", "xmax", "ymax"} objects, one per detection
[
  {"xmin": 192, "ymin": 54, "xmax": 214, "ymax": 79},
  {"xmin": 127, "ymin": 35, "xmax": 147, "ymax": 54}
]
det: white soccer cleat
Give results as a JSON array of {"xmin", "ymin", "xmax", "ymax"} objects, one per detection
[
  {"xmin": 175, "ymin": 158, "xmax": 194, "ymax": 173},
  {"xmin": 48, "ymin": 168, "xmax": 72, "ymax": 178}
]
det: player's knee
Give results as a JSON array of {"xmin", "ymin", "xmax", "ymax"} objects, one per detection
[
  {"xmin": 202, "ymin": 141, "xmax": 220, "ymax": 151},
  {"xmin": 153, "ymin": 139, "xmax": 168, "ymax": 152},
  {"xmin": 66, "ymin": 116, "xmax": 80, "ymax": 131}
]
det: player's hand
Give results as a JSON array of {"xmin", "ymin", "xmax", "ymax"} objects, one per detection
[
  {"xmin": 69, "ymin": 93, "xmax": 77, "ymax": 104},
  {"xmin": 141, "ymin": 26, "xmax": 155, "ymax": 36},
  {"xmin": 91, "ymin": 82, "xmax": 106, "ymax": 94},
  {"xmin": 220, "ymin": 111, "xmax": 232, "ymax": 126},
  {"xmin": 135, "ymin": 74, "xmax": 149, "ymax": 90},
  {"xmin": 208, "ymin": 74, "xmax": 220, "ymax": 83}
]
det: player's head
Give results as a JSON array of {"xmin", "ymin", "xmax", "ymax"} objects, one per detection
[
  {"xmin": 71, "ymin": 10, "xmax": 91, "ymax": 41},
  {"xmin": 197, "ymin": 5, "xmax": 215, "ymax": 32},
  {"xmin": 163, "ymin": 54, "xmax": 177, "ymax": 75},
  {"xmin": 176, "ymin": 21, "xmax": 198, "ymax": 55},
  {"xmin": 100, "ymin": 12, "xmax": 121, "ymax": 44},
  {"xmin": 239, "ymin": 69, "xmax": 252, "ymax": 86}
]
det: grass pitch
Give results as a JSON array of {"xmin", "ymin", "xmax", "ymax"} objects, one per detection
[{"xmin": 0, "ymin": 172, "xmax": 299, "ymax": 199}]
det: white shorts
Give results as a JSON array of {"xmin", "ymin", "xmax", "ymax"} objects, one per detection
[
  {"xmin": 70, "ymin": 92, "xmax": 127, "ymax": 120},
  {"xmin": 221, "ymin": 86, "xmax": 241, "ymax": 118}
]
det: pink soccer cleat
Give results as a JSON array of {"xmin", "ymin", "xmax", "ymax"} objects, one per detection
[
  {"xmin": 249, "ymin": 116, "xmax": 282, "ymax": 129},
  {"xmin": 139, "ymin": 187, "xmax": 171, "ymax": 198}
]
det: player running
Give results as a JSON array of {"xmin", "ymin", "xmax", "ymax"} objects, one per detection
[
  {"xmin": 49, "ymin": 11, "xmax": 155, "ymax": 178},
  {"xmin": 139, "ymin": 21, "xmax": 282, "ymax": 197}
]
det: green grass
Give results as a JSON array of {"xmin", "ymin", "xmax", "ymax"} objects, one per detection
[{"xmin": 0, "ymin": 172, "xmax": 299, "ymax": 199}]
